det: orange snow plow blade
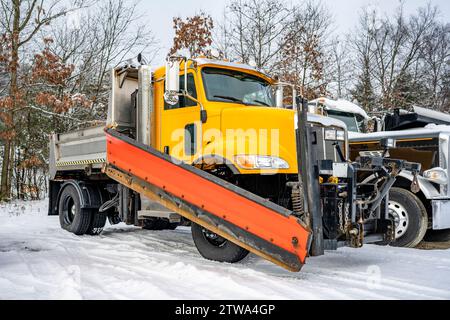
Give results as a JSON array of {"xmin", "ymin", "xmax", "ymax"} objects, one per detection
[{"xmin": 104, "ymin": 128, "xmax": 311, "ymax": 272}]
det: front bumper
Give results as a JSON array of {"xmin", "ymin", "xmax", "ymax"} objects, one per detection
[{"xmin": 432, "ymin": 200, "xmax": 450, "ymax": 230}]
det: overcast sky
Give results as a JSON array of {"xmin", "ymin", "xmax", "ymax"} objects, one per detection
[{"xmin": 139, "ymin": 0, "xmax": 450, "ymax": 65}]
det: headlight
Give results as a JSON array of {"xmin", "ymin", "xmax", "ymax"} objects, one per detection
[
  {"xmin": 235, "ymin": 155, "xmax": 290, "ymax": 170},
  {"xmin": 423, "ymin": 167, "xmax": 448, "ymax": 185},
  {"xmin": 324, "ymin": 128, "xmax": 345, "ymax": 141},
  {"xmin": 324, "ymin": 129, "xmax": 337, "ymax": 140},
  {"xmin": 336, "ymin": 130, "xmax": 346, "ymax": 141}
]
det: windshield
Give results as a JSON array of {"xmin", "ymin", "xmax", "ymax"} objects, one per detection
[
  {"xmin": 202, "ymin": 67, "xmax": 275, "ymax": 107},
  {"xmin": 327, "ymin": 110, "xmax": 360, "ymax": 132}
]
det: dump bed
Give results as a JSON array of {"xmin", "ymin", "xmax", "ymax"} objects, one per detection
[{"xmin": 49, "ymin": 125, "xmax": 107, "ymax": 179}]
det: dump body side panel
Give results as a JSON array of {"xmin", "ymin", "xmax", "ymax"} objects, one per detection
[{"xmin": 49, "ymin": 126, "xmax": 107, "ymax": 179}]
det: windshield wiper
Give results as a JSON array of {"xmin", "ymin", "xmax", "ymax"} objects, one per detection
[
  {"xmin": 213, "ymin": 95, "xmax": 245, "ymax": 103},
  {"xmin": 252, "ymin": 99, "xmax": 271, "ymax": 107},
  {"xmin": 213, "ymin": 95, "xmax": 272, "ymax": 107}
]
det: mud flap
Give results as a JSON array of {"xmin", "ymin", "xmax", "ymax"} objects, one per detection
[{"xmin": 104, "ymin": 129, "xmax": 311, "ymax": 272}]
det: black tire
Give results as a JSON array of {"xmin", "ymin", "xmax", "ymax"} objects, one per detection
[
  {"xmin": 389, "ymin": 188, "xmax": 428, "ymax": 248},
  {"xmin": 166, "ymin": 222, "xmax": 179, "ymax": 230},
  {"xmin": 191, "ymin": 223, "xmax": 249, "ymax": 263},
  {"xmin": 58, "ymin": 185, "xmax": 91, "ymax": 235},
  {"xmin": 142, "ymin": 218, "xmax": 178, "ymax": 231},
  {"xmin": 424, "ymin": 229, "xmax": 450, "ymax": 242},
  {"xmin": 87, "ymin": 209, "xmax": 107, "ymax": 235}
]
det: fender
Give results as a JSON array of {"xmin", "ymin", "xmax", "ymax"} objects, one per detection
[
  {"xmin": 362, "ymin": 171, "xmax": 441, "ymax": 199},
  {"xmin": 56, "ymin": 180, "xmax": 107, "ymax": 212},
  {"xmin": 192, "ymin": 155, "xmax": 240, "ymax": 174}
]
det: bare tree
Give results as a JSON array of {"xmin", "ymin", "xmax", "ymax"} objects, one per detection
[
  {"xmin": 359, "ymin": 4, "xmax": 439, "ymax": 109},
  {"xmin": 213, "ymin": 8, "xmax": 233, "ymax": 60},
  {"xmin": 349, "ymin": 8, "xmax": 378, "ymax": 110},
  {"xmin": 419, "ymin": 22, "xmax": 450, "ymax": 110},
  {"xmin": 0, "ymin": 0, "xmax": 89, "ymax": 201},
  {"xmin": 327, "ymin": 37, "xmax": 353, "ymax": 99},
  {"xmin": 47, "ymin": 0, "xmax": 156, "ymax": 124},
  {"xmin": 0, "ymin": 0, "xmax": 155, "ymax": 201},
  {"xmin": 275, "ymin": 0, "xmax": 332, "ymax": 99},
  {"xmin": 223, "ymin": 0, "xmax": 295, "ymax": 73}
]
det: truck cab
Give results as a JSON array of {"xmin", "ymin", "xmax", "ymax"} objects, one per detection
[
  {"xmin": 309, "ymin": 97, "xmax": 371, "ymax": 133},
  {"xmin": 152, "ymin": 59, "xmax": 298, "ymax": 176}
]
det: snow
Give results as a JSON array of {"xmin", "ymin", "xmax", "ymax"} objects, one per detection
[
  {"xmin": 310, "ymin": 97, "xmax": 370, "ymax": 120},
  {"xmin": 294, "ymin": 113, "xmax": 348, "ymax": 131},
  {"xmin": 1, "ymin": 200, "xmax": 450, "ymax": 300}
]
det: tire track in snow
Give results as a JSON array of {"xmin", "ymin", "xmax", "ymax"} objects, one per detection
[{"xmin": 1, "ymin": 200, "xmax": 450, "ymax": 299}]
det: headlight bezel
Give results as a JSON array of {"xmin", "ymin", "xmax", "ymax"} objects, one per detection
[
  {"xmin": 324, "ymin": 128, "xmax": 346, "ymax": 141},
  {"xmin": 324, "ymin": 129, "xmax": 337, "ymax": 141},
  {"xmin": 423, "ymin": 167, "xmax": 448, "ymax": 185},
  {"xmin": 336, "ymin": 130, "xmax": 346, "ymax": 141}
]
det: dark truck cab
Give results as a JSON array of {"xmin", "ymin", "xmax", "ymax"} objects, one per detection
[{"xmin": 350, "ymin": 106, "xmax": 450, "ymax": 246}]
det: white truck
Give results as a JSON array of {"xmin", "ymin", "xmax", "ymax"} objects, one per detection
[{"xmin": 310, "ymin": 97, "xmax": 450, "ymax": 247}]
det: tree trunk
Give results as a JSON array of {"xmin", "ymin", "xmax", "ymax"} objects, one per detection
[
  {"xmin": 0, "ymin": 141, "xmax": 11, "ymax": 200},
  {"xmin": 0, "ymin": 0, "xmax": 20, "ymax": 202}
]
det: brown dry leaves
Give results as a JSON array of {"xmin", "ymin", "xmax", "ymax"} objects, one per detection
[
  {"xmin": 169, "ymin": 12, "xmax": 214, "ymax": 58},
  {"xmin": 31, "ymin": 39, "xmax": 74, "ymax": 87}
]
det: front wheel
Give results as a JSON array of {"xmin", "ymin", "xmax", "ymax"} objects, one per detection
[
  {"xmin": 191, "ymin": 223, "xmax": 249, "ymax": 263},
  {"xmin": 388, "ymin": 188, "xmax": 428, "ymax": 248}
]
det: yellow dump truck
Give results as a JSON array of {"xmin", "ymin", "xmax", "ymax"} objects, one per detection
[{"xmin": 48, "ymin": 57, "xmax": 418, "ymax": 271}]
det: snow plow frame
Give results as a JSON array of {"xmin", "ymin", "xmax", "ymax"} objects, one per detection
[{"xmin": 104, "ymin": 128, "xmax": 311, "ymax": 272}]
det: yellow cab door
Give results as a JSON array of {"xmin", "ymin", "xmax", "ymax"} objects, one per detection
[{"xmin": 160, "ymin": 72, "xmax": 201, "ymax": 164}]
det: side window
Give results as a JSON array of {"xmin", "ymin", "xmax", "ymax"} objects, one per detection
[
  {"xmin": 184, "ymin": 123, "xmax": 197, "ymax": 156},
  {"xmin": 164, "ymin": 74, "xmax": 197, "ymax": 110}
]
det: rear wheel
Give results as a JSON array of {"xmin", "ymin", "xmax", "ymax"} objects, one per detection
[
  {"xmin": 87, "ymin": 209, "xmax": 107, "ymax": 235},
  {"xmin": 388, "ymin": 188, "xmax": 428, "ymax": 248},
  {"xmin": 58, "ymin": 185, "xmax": 91, "ymax": 235},
  {"xmin": 191, "ymin": 223, "xmax": 249, "ymax": 263}
]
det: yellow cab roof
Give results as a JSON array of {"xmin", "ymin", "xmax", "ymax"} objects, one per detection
[{"xmin": 153, "ymin": 58, "xmax": 275, "ymax": 84}]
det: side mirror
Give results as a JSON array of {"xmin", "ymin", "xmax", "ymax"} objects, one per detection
[
  {"xmin": 164, "ymin": 59, "xmax": 180, "ymax": 105},
  {"xmin": 369, "ymin": 116, "xmax": 382, "ymax": 133},
  {"xmin": 275, "ymin": 85, "xmax": 284, "ymax": 108}
]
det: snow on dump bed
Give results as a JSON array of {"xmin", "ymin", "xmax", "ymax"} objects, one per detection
[{"xmin": 1, "ymin": 200, "xmax": 449, "ymax": 300}]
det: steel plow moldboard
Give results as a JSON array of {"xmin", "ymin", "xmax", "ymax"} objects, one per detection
[{"xmin": 104, "ymin": 128, "xmax": 311, "ymax": 272}]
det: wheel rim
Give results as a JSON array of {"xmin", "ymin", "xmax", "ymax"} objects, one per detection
[
  {"xmin": 201, "ymin": 229, "xmax": 227, "ymax": 247},
  {"xmin": 63, "ymin": 197, "xmax": 77, "ymax": 225},
  {"xmin": 388, "ymin": 200, "xmax": 409, "ymax": 239}
]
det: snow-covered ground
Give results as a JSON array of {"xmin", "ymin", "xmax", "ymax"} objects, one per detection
[{"xmin": 1, "ymin": 200, "xmax": 449, "ymax": 300}]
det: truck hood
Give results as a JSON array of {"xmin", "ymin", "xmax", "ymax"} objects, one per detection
[
  {"xmin": 218, "ymin": 107, "xmax": 349, "ymax": 174},
  {"xmin": 219, "ymin": 107, "xmax": 297, "ymax": 172},
  {"xmin": 220, "ymin": 106, "xmax": 297, "ymax": 142}
]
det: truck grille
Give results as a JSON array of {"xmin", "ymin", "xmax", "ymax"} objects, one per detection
[{"xmin": 309, "ymin": 126, "xmax": 346, "ymax": 163}]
